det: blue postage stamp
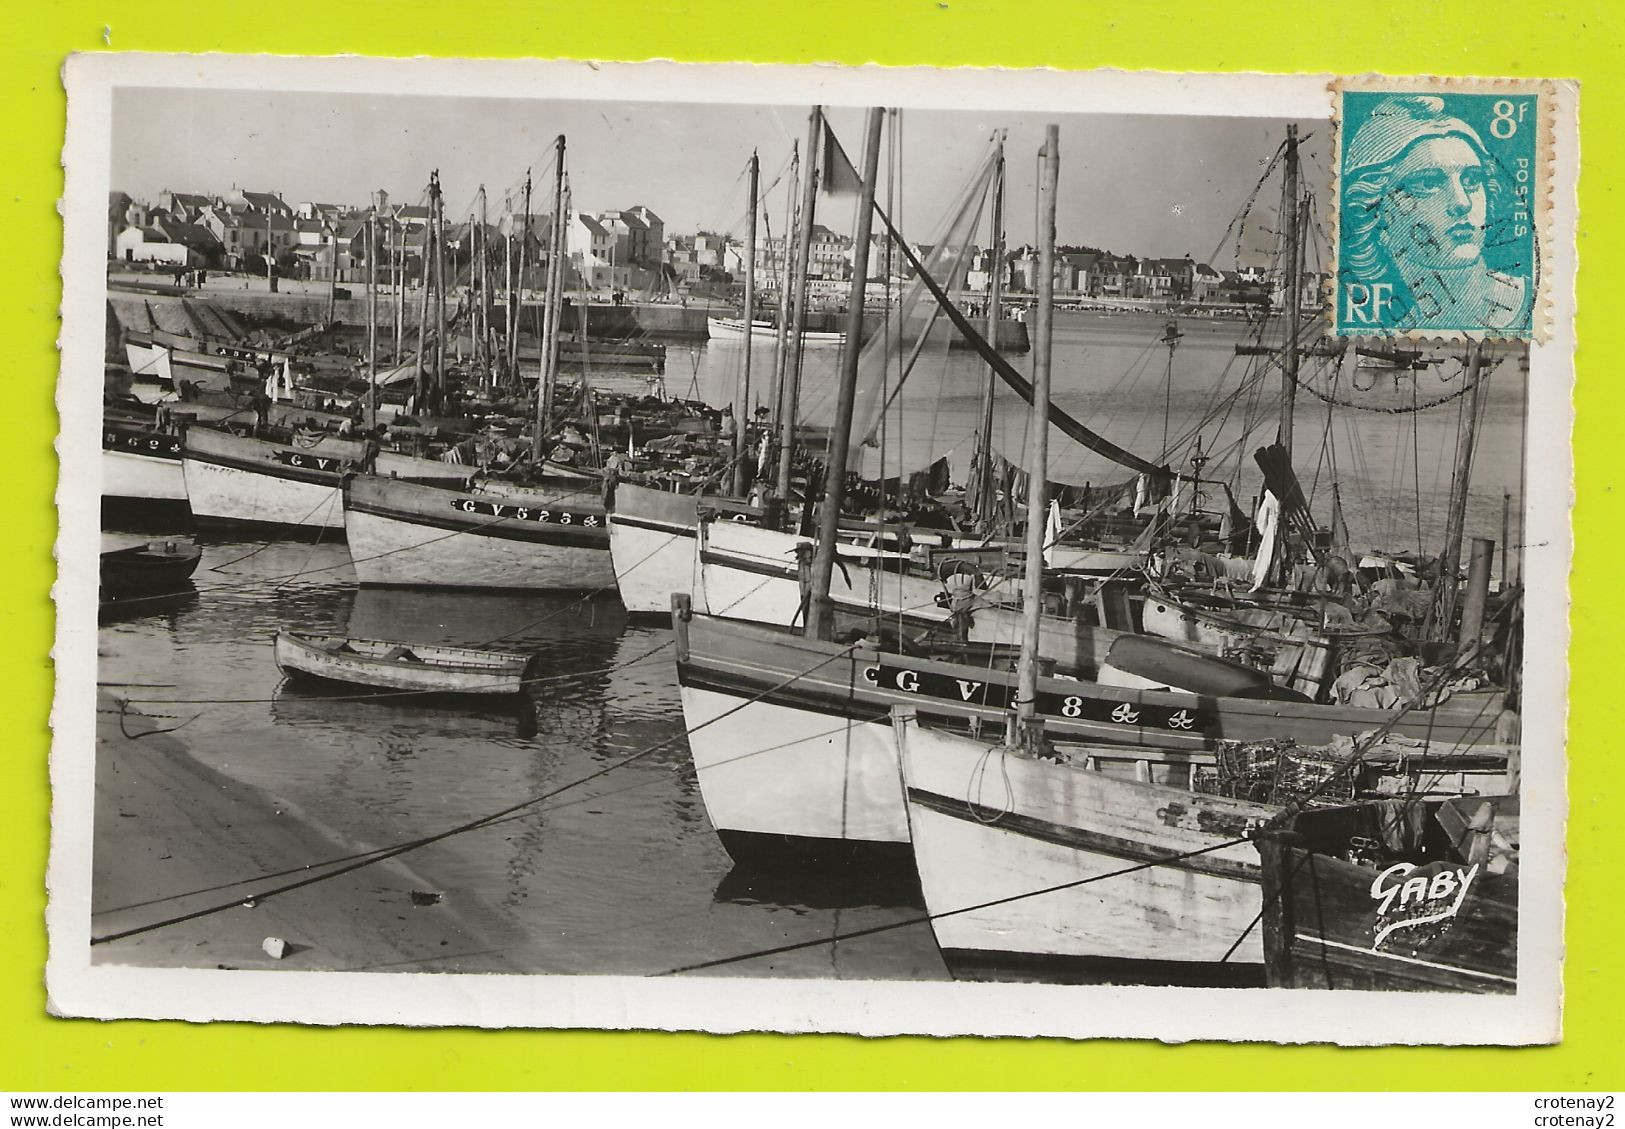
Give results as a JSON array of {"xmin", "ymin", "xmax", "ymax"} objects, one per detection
[{"xmin": 1333, "ymin": 80, "xmax": 1549, "ymax": 340}]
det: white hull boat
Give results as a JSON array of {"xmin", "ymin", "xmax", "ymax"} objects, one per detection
[
  {"xmin": 894, "ymin": 708, "xmax": 1272, "ymax": 982},
  {"xmin": 706, "ymin": 315, "xmax": 843, "ymax": 345},
  {"xmin": 102, "ymin": 427, "xmax": 186, "ymax": 504},
  {"xmin": 182, "ymin": 427, "xmax": 472, "ymax": 533},
  {"xmin": 343, "ymin": 475, "xmax": 616, "ymax": 590}
]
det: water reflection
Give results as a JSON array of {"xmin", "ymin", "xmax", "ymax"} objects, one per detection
[{"xmin": 714, "ymin": 863, "xmax": 925, "ymax": 913}]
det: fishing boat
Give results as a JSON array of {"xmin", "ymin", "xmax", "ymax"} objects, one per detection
[
  {"xmin": 672, "ymin": 594, "xmax": 1503, "ymax": 864},
  {"xmin": 102, "ymin": 423, "xmax": 187, "ymax": 519},
  {"xmin": 100, "ymin": 539, "xmax": 203, "ymax": 597},
  {"xmin": 893, "ymin": 707, "xmax": 1511, "ymax": 982},
  {"xmin": 1255, "ymin": 794, "xmax": 1518, "ymax": 993},
  {"xmin": 675, "ymin": 121, "xmax": 1516, "ymax": 869},
  {"xmin": 273, "ymin": 629, "xmax": 535, "ymax": 695},
  {"xmin": 182, "ymin": 425, "xmax": 476, "ymax": 534},
  {"xmin": 706, "ymin": 315, "xmax": 844, "ymax": 346},
  {"xmin": 342, "ymin": 474, "xmax": 615, "ymax": 590},
  {"xmin": 893, "ymin": 706, "xmax": 1276, "ymax": 982},
  {"xmin": 605, "ymin": 481, "xmax": 763, "ymax": 615}
]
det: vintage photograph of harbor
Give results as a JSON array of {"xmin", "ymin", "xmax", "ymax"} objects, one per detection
[{"xmin": 51, "ymin": 57, "xmax": 1571, "ymax": 1041}]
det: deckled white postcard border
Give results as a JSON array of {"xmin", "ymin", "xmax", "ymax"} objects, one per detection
[{"xmin": 49, "ymin": 53, "xmax": 1575, "ymax": 1043}]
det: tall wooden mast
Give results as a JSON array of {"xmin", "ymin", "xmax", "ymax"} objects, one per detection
[
  {"xmin": 805, "ymin": 107, "xmax": 884, "ymax": 641},
  {"xmin": 1012, "ymin": 124, "xmax": 1060, "ymax": 751},
  {"xmin": 535, "ymin": 136, "xmax": 567, "ymax": 462},
  {"xmin": 431, "ymin": 170, "xmax": 447, "ymax": 400},
  {"xmin": 1434, "ymin": 340, "xmax": 1490, "ymax": 641},
  {"xmin": 477, "ymin": 185, "xmax": 490, "ymax": 390},
  {"xmin": 390, "ymin": 212, "xmax": 404, "ymax": 363},
  {"xmin": 366, "ymin": 201, "xmax": 378, "ymax": 430},
  {"xmin": 413, "ymin": 182, "xmax": 432, "ymax": 409},
  {"xmin": 732, "ymin": 151, "xmax": 760, "ymax": 496},
  {"xmin": 774, "ymin": 107, "xmax": 823, "ymax": 502},
  {"xmin": 511, "ymin": 171, "xmax": 532, "ymax": 381},
  {"xmin": 766, "ymin": 141, "xmax": 799, "ymax": 449},
  {"xmin": 1270, "ymin": 125, "xmax": 1302, "ymax": 585},
  {"xmin": 975, "ymin": 139, "xmax": 1007, "ymax": 530},
  {"xmin": 1280, "ymin": 123, "xmax": 1302, "ymax": 464}
]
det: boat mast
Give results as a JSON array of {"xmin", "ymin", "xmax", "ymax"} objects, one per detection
[
  {"xmin": 1011, "ymin": 124, "xmax": 1059, "ymax": 752},
  {"xmin": 733, "ymin": 151, "xmax": 760, "ymax": 496},
  {"xmin": 512, "ymin": 171, "xmax": 532, "ymax": 382},
  {"xmin": 535, "ymin": 135, "xmax": 567, "ymax": 462},
  {"xmin": 432, "ymin": 170, "xmax": 447, "ymax": 402},
  {"xmin": 1273, "ymin": 124, "xmax": 1302, "ymax": 584},
  {"xmin": 1433, "ymin": 340, "xmax": 1489, "ymax": 642},
  {"xmin": 413, "ymin": 181, "xmax": 432, "ymax": 410},
  {"xmin": 806, "ymin": 107, "xmax": 884, "ymax": 642},
  {"xmin": 975, "ymin": 139, "xmax": 1007, "ymax": 531},
  {"xmin": 774, "ymin": 107, "xmax": 823, "ymax": 503},
  {"xmin": 366, "ymin": 201, "xmax": 378, "ymax": 431},
  {"xmin": 1280, "ymin": 124, "xmax": 1301, "ymax": 462},
  {"xmin": 477, "ymin": 186, "xmax": 490, "ymax": 392},
  {"xmin": 767, "ymin": 141, "xmax": 799, "ymax": 444},
  {"xmin": 391, "ymin": 212, "xmax": 404, "ymax": 364}
]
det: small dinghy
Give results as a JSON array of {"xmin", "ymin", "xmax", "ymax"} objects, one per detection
[
  {"xmin": 100, "ymin": 539, "xmax": 203, "ymax": 597},
  {"xmin": 273, "ymin": 630, "xmax": 534, "ymax": 696}
]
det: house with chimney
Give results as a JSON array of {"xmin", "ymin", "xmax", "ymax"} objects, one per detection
[
  {"xmin": 159, "ymin": 190, "xmax": 216, "ymax": 224},
  {"xmin": 226, "ymin": 189, "xmax": 295, "ymax": 218}
]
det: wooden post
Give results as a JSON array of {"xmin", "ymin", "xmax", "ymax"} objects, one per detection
[
  {"xmin": 1011, "ymin": 124, "xmax": 1059, "ymax": 750},
  {"xmin": 733, "ymin": 151, "xmax": 760, "ymax": 497},
  {"xmin": 327, "ymin": 219, "xmax": 339, "ymax": 327},
  {"xmin": 1501, "ymin": 491, "xmax": 1513, "ymax": 589},
  {"xmin": 805, "ymin": 107, "xmax": 884, "ymax": 641},
  {"xmin": 1458, "ymin": 536, "xmax": 1496, "ymax": 659},
  {"xmin": 1256, "ymin": 836, "xmax": 1296, "ymax": 989},
  {"xmin": 1434, "ymin": 340, "xmax": 1489, "ymax": 640},
  {"xmin": 775, "ymin": 107, "xmax": 823, "ymax": 503}
]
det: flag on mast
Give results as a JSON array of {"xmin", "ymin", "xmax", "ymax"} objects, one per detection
[{"xmin": 822, "ymin": 126, "xmax": 864, "ymax": 196}]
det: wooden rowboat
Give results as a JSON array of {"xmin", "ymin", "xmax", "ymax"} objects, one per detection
[
  {"xmin": 273, "ymin": 630, "xmax": 534, "ymax": 696},
  {"xmin": 100, "ymin": 540, "xmax": 203, "ymax": 597}
]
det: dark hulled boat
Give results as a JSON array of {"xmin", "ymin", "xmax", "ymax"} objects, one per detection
[
  {"xmin": 1256, "ymin": 794, "xmax": 1518, "ymax": 993},
  {"xmin": 99, "ymin": 539, "xmax": 203, "ymax": 597}
]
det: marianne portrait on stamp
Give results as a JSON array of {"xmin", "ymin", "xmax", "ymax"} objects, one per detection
[{"xmin": 1341, "ymin": 94, "xmax": 1534, "ymax": 334}]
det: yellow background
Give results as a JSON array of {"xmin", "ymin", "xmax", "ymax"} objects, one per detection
[{"xmin": 3, "ymin": 0, "xmax": 1616, "ymax": 1091}]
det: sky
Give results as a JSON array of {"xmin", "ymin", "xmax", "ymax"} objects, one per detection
[{"xmin": 111, "ymin": 88, "xmax": 1330, "ymax": 265}]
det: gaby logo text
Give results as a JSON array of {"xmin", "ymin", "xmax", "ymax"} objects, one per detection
[{"xmin": 1369, "ymin": 861, "xmax": 1479, "ymax": 948}]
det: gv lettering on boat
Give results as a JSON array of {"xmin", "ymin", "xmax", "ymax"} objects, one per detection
[
  {"xmin": 453, "ymin": 498, "xmax": 600, "ymax": 526},
  {"xmin": 276, "ymin": 451, "xmax": 347, "ymax": 473},
  {"xmin": 1369, "ymin": 861, "xmax": 1480, "ymax": 948}
]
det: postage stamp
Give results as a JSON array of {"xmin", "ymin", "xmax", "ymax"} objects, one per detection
[{"xmin": 1331, "ymin": 77, "xmax": 1552, "ymax": 340}]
